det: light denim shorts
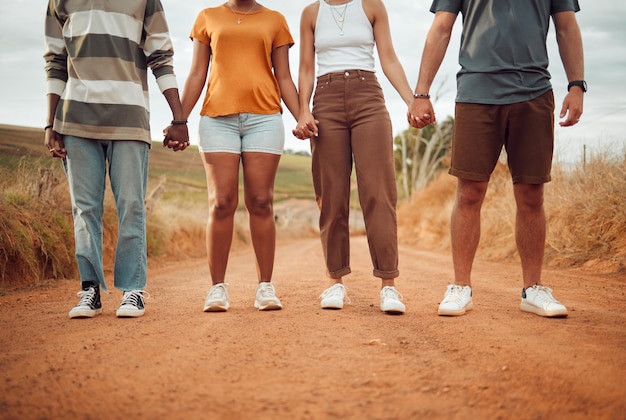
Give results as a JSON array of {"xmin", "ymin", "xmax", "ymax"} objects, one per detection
[{"xmin": 198, "ymin": 112, "xmax": 285, "ymax": 155}]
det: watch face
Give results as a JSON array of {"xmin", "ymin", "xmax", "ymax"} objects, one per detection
[{"xmin": 569, "ymin": 80, "xmax": 587, "ymax": 92}]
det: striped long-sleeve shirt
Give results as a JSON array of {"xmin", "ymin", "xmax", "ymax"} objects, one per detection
[{"xmin": 44, "ymin": 0, "xmax": 178, "ymax": 144}]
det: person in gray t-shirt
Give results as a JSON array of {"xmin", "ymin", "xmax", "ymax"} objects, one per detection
[{"xmin": 407, "ymin": 0, "xmax": 585, "ymax": 318}]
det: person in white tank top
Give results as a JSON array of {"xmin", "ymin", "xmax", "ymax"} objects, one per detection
[{"xmin": 294, "ymin": 0, "xmax": 414, "ymax": 315}]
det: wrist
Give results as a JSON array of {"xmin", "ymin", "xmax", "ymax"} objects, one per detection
[
  {"xmin": 44, "ymin": 124, "xmax": 53, "ymax": 131},
  {"xmin": 413, "ymin": 93, "xmax": 431, "ymax": 99},
  {"xmin": 171, "ymin": 120, "xmax": 188, "ymax": 125},
  {"xmin": 567, "ymin": 80, "xmax": 587, "ymax": 93}
]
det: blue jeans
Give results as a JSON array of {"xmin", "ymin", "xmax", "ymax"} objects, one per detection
[{"xmin": 62, "ymin": 136, "xmax": 149, "ymax": 292}]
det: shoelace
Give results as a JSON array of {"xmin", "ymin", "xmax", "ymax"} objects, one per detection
[
  {"xmin": 121, "ymin": 290, "xmax": 148, "ymax": 307},
  {"xmin": 381, "ymin": 286, "xmax": 403, "ymax": 302},
  {"xmin": 320, "ymin": 284, "xmax": 352, "ymax": 304},
  {"xmin": 528, "ymin": 285, "xmax": 557, "ymax": 303},
  {"xmin": 258, "ymin": 283, "xmax": 275, "ymax": 298},
  {"xmin": 209, "ymin": 284, "xmax": 227, "ymax": 299},
  {"xmin": 76, "ymin": 287, "xmax": 97, "ymax": 307},
  {"xmin": 444, "ymin": 285, "xmax": 465, "ymax": 303}
]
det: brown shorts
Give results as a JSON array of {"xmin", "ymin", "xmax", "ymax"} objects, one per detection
[{"xmin": 449, "ymin": 90, "xmax": 555, "ymax": 184}]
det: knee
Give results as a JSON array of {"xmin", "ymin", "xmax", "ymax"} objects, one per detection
[
  {"xmin": 210, "ymin": 195, "xmax": 238, "ymax": 220},
  {"xmin": 456, "ymin": 180, "xmax": 488, "ymax": 208},
  {"xmin": 245, "ymin": 194, "xmax": 273, "ymax": 218},
  {"xmin": 514, "ymin": 184, "xmax": 544, "ymax": 211}
]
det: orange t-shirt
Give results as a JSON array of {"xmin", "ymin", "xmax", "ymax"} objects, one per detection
[{"xmin": 190, "ymin": 6, "xmax": 294, "ymax": 117}]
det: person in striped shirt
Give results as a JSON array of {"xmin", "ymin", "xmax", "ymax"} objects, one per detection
[{"xmin": 44, "ymin": 0, "xmax": 189, "ymax": 319}]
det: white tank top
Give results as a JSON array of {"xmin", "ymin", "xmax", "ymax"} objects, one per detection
[{"xmin": 314, "ymin": 0, "xmax": 376, "ymax": 76}]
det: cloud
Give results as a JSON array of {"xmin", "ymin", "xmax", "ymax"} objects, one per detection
[{"xmin": 1, "ymin": 0, "xmax": 623, "ymax": 163}]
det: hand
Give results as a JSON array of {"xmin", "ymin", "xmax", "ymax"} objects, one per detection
[
  {"xmin": 163, "ymin": 124, "xmax": 190, "ymax": 152},
  {"xmin": 44, "ymin": 128, "xmax": 66, "ymax": 159},
  {"xmin": 407, "ymin": 98, "xmax": 436, "ymax": 129},
  {"xmin": 292, "ymin": 113, "xmax": 319, "ymax": 140},
  {"xmin": 559, "ymin": 90, "xmax": 584, "ymax": 127}
]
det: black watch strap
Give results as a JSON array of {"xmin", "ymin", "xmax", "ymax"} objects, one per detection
[{"xmin": 567, "ymin": 80, "xmax": 587, "ymax": 93}]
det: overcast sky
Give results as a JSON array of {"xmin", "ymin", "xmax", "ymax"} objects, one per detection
[{"xmin": 1, "ymin": 1, "xmax": 624, "ymax": 163}]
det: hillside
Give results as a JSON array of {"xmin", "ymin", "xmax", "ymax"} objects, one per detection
[
  {"xmin": 0, "ymin": 124, "xmax": 314, "ymax": 202},
  {"xmin": 0, "ymin": 124, "xmax": 315, "ymax": 288}
]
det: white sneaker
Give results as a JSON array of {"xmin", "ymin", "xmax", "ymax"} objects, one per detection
[
  {"xmin": 520, "ymin": 285, "xmax": 568, "ymax": 317},
  {"xmin": 438, "ymin": 284, "xmax": 473, "ymax": 316},
  {"xmin": 320, "ymin": 283, "xmax": 351, "ymax": 309},
  {"xmin": 254, "ymin": 282, "xmax": 283, "ymax": 311},
  {"xmin": 380, "ymin": 286, "xmax": 406, "ymax": 314},
  {"xmin": 116, "ymin": 290, "xmax": 148, "ymax": 318},
  {"xmin": 204, "ymin": 283, "xmax": 230, "ymax": 312}
]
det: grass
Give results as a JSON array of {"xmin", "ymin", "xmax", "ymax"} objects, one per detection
[
  {"xmin": 398, "ymin": 151, "xmax": 626, "ymax": 274},
  {"xmin": 2, "ymin": 123, "xmax": 624, "ymax": 288},
  {"xmin": 0, "ymin": 124, "xmax": 314, "ymax": 288}
]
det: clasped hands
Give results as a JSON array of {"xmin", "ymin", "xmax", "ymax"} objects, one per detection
[
  {"xmin": 407, "ymin": 98, "xmax": 436, "ymax": 129},
  {"xmin": 292, "ymin": 112, "xmax": 319, "ymax": 140},
  {"xmin": 162, "ymin": 124, "xmax": 190, "ymax": 152}
]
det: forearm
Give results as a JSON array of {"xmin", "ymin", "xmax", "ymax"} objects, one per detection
[
  {"xmin": 297, "ymin": 67, "xmax": 315, "ymax": 117},
  {"xmin": 46, "ymin": 94, "xmax": 61, "ymax": 125},
  {"xmin": 162, "ymin": 88, "xmax": 185, "ymax": 121},
  {"xmin": 180, "ymin": 73, "xmax": 206, "ymax": 120},
  {"xmin": 277, "ymin": 78, "xmax": 300, "ymax": 121},
  {"xmin": 381, "ymin": 59, "xmax": 414, "ymax": 105},
  {"xmin": 414, "ymin": 16, "xmax": 454, "ymax": 94}
]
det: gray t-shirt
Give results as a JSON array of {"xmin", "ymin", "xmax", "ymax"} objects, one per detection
[{"xmin": 430, "ymin": 0, "xmax": 580, "ymax": 104}]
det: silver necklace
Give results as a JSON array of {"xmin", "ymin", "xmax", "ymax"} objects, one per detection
[
  {"xmin": 227, "ymin": 1, "xmax": 257, "ymax": 25},
  {"xmin": 327, "ymin": 0, "xmax": 348, "ymax": 36}
]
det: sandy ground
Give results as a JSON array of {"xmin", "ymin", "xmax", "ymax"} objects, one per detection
[{"xmin": 1, "ymin": 233, "xmax": 625, "ymax": 419}]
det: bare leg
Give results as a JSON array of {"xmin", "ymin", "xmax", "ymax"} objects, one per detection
[
  {"xmin": 381, "ymin": 278, "xmax": 396, "ymax": 288},
  {"xmin": 513, "ymin": 183, "xmax": 546, "ymax": 289},
  {"xmin": 241, "ymin": 152, "xmax": 281, "ymax": 283},
  {"xmin": 201, "ymin": 152, "xmax": 241, "ymax": 285},
  {"xmin": 451, "ymin": 178, "xmax": 489, "ymax": 287}
]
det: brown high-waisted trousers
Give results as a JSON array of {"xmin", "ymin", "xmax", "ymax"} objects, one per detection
[{"xmin": 311, "ymin": 70, "xmax": 399, "ymax": 280}]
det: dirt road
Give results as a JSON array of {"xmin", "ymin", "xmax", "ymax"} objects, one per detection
[{"xmin": 1, "ymin": 236, "xmax": 624, "ymax": 419}]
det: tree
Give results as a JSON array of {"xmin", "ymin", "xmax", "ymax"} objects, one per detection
[{"xmin": 394, "ymin": 116, "xmax": 454, "ymax": 199}]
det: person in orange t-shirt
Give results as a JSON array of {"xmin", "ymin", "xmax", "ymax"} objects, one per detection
[{"xmin": 174, "ymin": 0, "xmax": 300, "ymax": 312}]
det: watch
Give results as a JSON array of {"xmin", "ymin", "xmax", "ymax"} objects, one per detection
[{"xmin": 567, "ymin": 80, "xmax": 587, "ymax": 93}]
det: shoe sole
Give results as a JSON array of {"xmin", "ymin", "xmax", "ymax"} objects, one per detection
[
  {"xmin": 438, "ymin": 302, "xmax": 473, "ymax": 316},
  {"xmin": 255, "ymin": 302, "xmax": 283, "ymax": 311},
  {"xmin": 204, "ymin": 304, "xmax": 229, "ymax": 312},
  {"xmin": 382, "ymin": 308, "xmax": 405, "ymax": 315},
  {"xmin": 321, "ymin": 298, "xmax": 344, "ymax": 310},
  {"xmin": 381, "ymin": 302, "xmax": 406, "ymax": 315},
  {"xmin": 520, "ymin": 302, "xmax": 568, "ymax": 317},
  {"xmin": 69, "ymin": 308, "xmax": 102, "ymax": 319},
  {"xmin": 116, "ymin": 309, "xmax": 145, "ymax": 318}
]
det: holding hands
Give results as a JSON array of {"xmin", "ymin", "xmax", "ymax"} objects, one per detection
[
  {"xmin": 162, "ymin": 122, "xmax": 190, "ymax": 152},
  {"xmin": 407, "ymin": 96, "xmax": 436, "ymax": 129},
  {"xmin": 293, "ymin": 110, "xmax": 319, "ymax": 140}
]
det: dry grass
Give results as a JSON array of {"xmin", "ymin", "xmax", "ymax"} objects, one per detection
[
  {"xmin": 398, "ymin": 152, "xmax": 626, "ymax": 274},
  {"xmin": 2, "ymin": 124, "xmax": 623, "ymax": 289},
  {"xmin": 0, "ymin": 162, "xmax": 211, "ymax": 289},
  {"xmin": 0, "ymin": 124, "xmax": 308, "ymax": 289},
  {"xmin": 545, "ymin": 152, "xmax": 626, "ymax": 271}
]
